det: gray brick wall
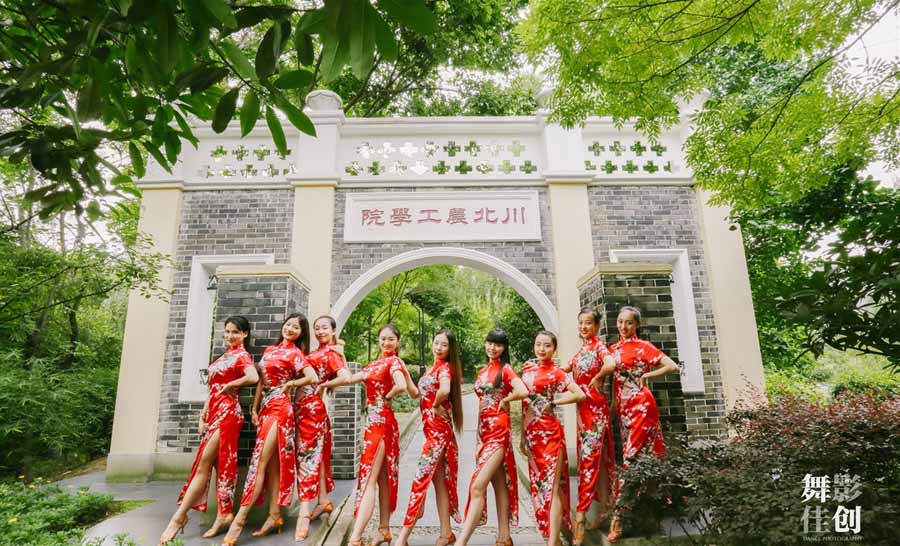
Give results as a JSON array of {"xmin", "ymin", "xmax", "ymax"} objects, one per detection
[
  {"xmin": 331, "ymin": 187, "xmax": 556, "ymax": 306},
  {"xmin": 157, "ymin": 190, "xmax": 294, "ymax": 456},
  {"xmin": 213, "ymin": 274, "xmax": 310, "ymax": 463},
  {"xmin": 587, "ymin": 186, "xmax": 726, "ymax": 440}
]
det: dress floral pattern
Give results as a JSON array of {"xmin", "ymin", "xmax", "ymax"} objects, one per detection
[
  {"xmin": 465, "ymin": 360, "xmax": 519, "ymax": 528},
  {"xmin": 354, "ymin": 352, "xmax": 405, "ymax": 517},
  {"xmin": 570, "ymin": 336, "xmax": 617, "ymax": 513},
  {"xmin": 610, "ymin": 336, "xmax": 667, "ymax": 503},
  {"xmin": 178, "ymin": 345, "xmax": 252, "ymax": 514},
  {"xmin": 402, "ymin": 359, "xmax": 461, "ymax": 526},
  {"xmin": 240, "ymin": 341, "xmax": 306, "ymax": 507},
  {"xmin": 295, "ymin": 343, "xmax": 347, "ymax": 502},
  {"xmin": 522, "ymin": 359, "xmax": 572, "ymax": 538}
]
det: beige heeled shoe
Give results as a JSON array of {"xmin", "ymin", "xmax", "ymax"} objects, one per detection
[
  {"xmin": 159, "ymin": 514, "xmax": 188, "ymax": 545},
  {"xmin": 203, "ymin": 513, "xmax": 234, "ymax": 538}
]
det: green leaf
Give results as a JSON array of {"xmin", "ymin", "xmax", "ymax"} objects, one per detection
[
  {"xmin": 265, "ymin": 106, "xmax": 287, "ymax": 158},
  {"xmin": 29, "ymin": 140, "xmax": 51, "ymax": 173},
  {"xmin": 76, "ymin": 74, "xmax": 102, "ymax": 121},
  {"xmin": 275, "ymin": 95, "xmax": 316, "ymax": 137},
  {"xmin": 350, "ymin": 2, "xmax": 376, "ymax": 79},
  {"xmin": 86, "ymin": 200, "xmax": 103, "ymax": 221},
  {"xmin": 190, "ymin": 66, "xmax": 230, "ymax": 94},
  {"xmin": 212, "ymin": 87, "xmax": 240, "ymax": 133},
  {"xmin": 274, "ymin": 69, "xmax": 314, "ymax": 90},
  {"xmin": 378, "ymin": 0, "xmax": 436, "ymax": 35},
  {"xmin": 256, "ymin": 25, "xmax": 278, "ymax": 79},
  {"xmin": 299, "ymin": 9, "xmax": 327, "ymax": 34},
  {"xmin": 156, "ymin": 5, "xmax": 179, "ymax": 74},
  {"xmin": 171, "ymin": 109, "xmax": 199, "ymax": 148},
  {"xmin": 371, "ymin": 9, "xmax": 398, "ymax": 62},
  {"xmin": 129, "ymin": 142, "xmax": 145, "ymax": 178},
  {"xmin": 221, "ymin": 41, "xmax": 256, "ymax": 81},
  {"xmin": 142, "ymin": 142, "xmax": 172, "ymax": 174},
  {"xmin": 319, "ymin": 33, "xmax": 349, "ymax": 82},
  {"xmin": 295, "ymin": 31, "xmax": 315, "ymax": 66},
  {"xmin": 164, "ymin": 129, "xmax": 182, "ymax": 164},
  {"xmin": 201, "ymin": 0, "xmax": 237, "ymax": 28},
  {"xmin": 240, "ymin": 90, "xmax": 260, "ymax": 137},
  {"xmin": 151, "ymin": 106, "xmax": 168, "ymax": 146}
]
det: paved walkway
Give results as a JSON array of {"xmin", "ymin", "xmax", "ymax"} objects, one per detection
[
  {"xmin": 67, "ymin": 470, "xmax": 354, "ymax": 545},
  {"xmin": 374, "ymin": 393, "xmax": 544, "ymax": 546}
]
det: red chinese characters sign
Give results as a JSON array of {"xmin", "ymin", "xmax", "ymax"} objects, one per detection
[{"xmin": 345, "ymin": 191, "xmax": 542, "ymax": 242}]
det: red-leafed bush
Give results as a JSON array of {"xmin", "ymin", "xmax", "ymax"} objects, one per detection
[{"xmin": 617, "ymin": 393, "xmax": 900, "ymax": 546}]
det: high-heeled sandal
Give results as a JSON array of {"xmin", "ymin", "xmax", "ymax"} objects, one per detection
[
  {"xmin": 607, "ymin": 516, "xmax": 623, "ymax": 543},
  {"xmin": 221, "ymin": 516, "xmax": 246, "ymax": 546},
  {"xmin": 573, "ymin": 516, "xmax": 586, "ymax": 546},
  {"xmin": 295, "ymin": 514, "xmax": 311, "ymax": 541},
  {"xmin": 367, "ymin": 526, "xmax": 392, "ymax": 546},
  {"xmin": 494, "ymin": 538, "xmax": 513, "ymax": 546},
  {"xmin": 203, "ymin": 513, "xmax": 234, "ymax": 538},
  {"xmin": 252, "ymin": 513, "xmax": 285, "ymax": 537},
  {"xmin": 309, "ymin": 500, "xmax": 334, "ymax": 520},
  {"xmin": 159, "ymin": 514, "xmax": 189, "ymax": 545},
  {"xmin": 435, "ymin": 532, "xmax": 456, "ymax": 546}
]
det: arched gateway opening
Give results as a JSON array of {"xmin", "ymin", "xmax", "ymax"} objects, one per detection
[{"xmin": 332, "ymin": 247, "xmax": 559, "ymax": 335}]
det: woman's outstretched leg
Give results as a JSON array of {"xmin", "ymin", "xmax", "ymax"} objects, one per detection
[{"xmin": 455, "ymin": 448, "xmax": 505, "ymax": 546}]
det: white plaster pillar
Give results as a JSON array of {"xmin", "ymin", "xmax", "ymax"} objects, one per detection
[
  {"xmin": 540, "ymin": 115, "xmax": 597, "ymax": 451},
  {"xmin": 696, "ymin": 190, "xmax": 766, "ymax": 409},
  {"xmin": 107, "ymin": 186, "xmax": 183, "ymax": 480},
  {"xmin": 289, "ymin": 91, "xmax": 345, "ymax": 321}
]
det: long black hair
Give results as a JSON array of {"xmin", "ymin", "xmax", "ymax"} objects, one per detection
[
  {"xmin": 276, "ymin": 312, "xmax": 310, "ymax": 353},
  {"xmin": 436, "ymin": 329, "xmax": 464, "ymax": 433},
  {"xmin": 485, "ymin": 328, "xmax": 511, "ymax": 389},
  {"xmin": 224, "ymin": 315, "xmax": 251, "ymax": 349}
]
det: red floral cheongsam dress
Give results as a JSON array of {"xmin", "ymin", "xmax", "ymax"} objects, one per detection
[
  {"xmin": 295, "ymin": 343, "xmax": 347, "ymax": 502},
  {"xmin": 354, "ymin": 352, "xmax": 405, "ymax": 517},
  {"xmin": 610, "ymin": 336, "xmax": 667, "ymax": 502},
  {"xmin": 466, "ymin": 360, "xmax": 519, "ymax": 528},
  {"xmin": 178, "ymin": 344, "xmax": 252, "ymax": 514},
  {"xmin": 569, "ymin": 336, "xmax": 617, "ymax": 514},
  {"xmin": 240, "ymin": 341, "xmax": 306, "ymax": 507},
  {"xmin": 522, "ymin": 359, "xmax": 572, "ymax": 538},
  {"xmin": 402, "ymin": 359, "xmax": 461, "ymax": 526}
]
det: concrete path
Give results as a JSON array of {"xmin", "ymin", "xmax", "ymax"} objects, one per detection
[
  {"xmin": 67, "ymin": 469, "xmax": 354, "ymax": 546},
  {"xmin": 373, "ymin": 393, "xmax": 545, "ymax": 546}
]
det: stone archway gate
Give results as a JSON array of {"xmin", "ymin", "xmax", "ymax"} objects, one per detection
[{"xmin": 106, "ymin": 91, "xmax": 764, "ymax": 481}]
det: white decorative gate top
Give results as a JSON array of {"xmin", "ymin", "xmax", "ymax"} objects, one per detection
[{"xmin": 140, "ymin": 90, "xmax": 698, "ymax": 189}]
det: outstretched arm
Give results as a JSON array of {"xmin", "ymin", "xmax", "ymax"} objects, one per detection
[{"xmin": 639, "ymin": 356, "xmax": 680, "ymax": 388}]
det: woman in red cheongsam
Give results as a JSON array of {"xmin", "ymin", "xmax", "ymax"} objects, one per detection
[
  {"xmin": 159, "ymin": 317, "xmax": 259, "ymax": 544},
  {"xmin": 345, "ymin": 324, "xmax": 410, "ymax": 546},
  {"xmin": 395, "ymin": 329, "xmax": 464, "ymax": 546},
  {"xmin": 607, "ymin": 306, "xmax": 680, "ymax": 542},
  {"xmin": 521, "ymin": 331, "xmax": 585, "ymax": 546},
  {"xmin": 294, "ymin": 315, "xmax": 352, "ymax": 540},
  {"xmin": 223, "ymin": 313, "xmax": 318, "ymax": 545},
  {"xmin": 457, "ymin": 329, "xmax": 528, "ymax": 546},
  {"xmin": 561, "ymin": 307, "xmax": 617, "ymax": 545}
]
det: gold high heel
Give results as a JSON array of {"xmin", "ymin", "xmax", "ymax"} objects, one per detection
[
  {"xmin": 607, "ymin": 515, "xmax": 623, "ymax": 543},
  {"xmin": 295, "ymin": 514, "xmax": 311, "ymax": 541},
  {"xmin": 367, "ymin": 526, "xmax": 392, "ymax": 546},
  {"xmin": 435, "ymin": 532, "xmax": 456, "ymax": 546},
  {"xmin": 222, "ymin": 516, "xmax": 246, "ymax": 546},
  {"xmin": 159, "ymin": 514, "xmax": 188, "ymax": 545},
  {"xmin": 573, "ymin": 515, "xmax": 586, "ymax": 546},
  {"xmin": 309, "ymin": 500, "xmax": 334, "ymax": 520},
  {"xmin": 494, "ymin": 538, "xmax": 513, "ymax": 546},
  {"xmin": 203, "ymin": 513, "xmax": 234, "ymax": 538},
  {"xmin": 252, "ymin": 513, "xmax": 285, "ymax": 537}
]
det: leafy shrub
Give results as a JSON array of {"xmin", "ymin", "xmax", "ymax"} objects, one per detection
[
  {"xmin": 0, "ymin": 354, "xmax": 119, "ymax": 478},
  {"xmin": 0, "ymin": 480, "xmax": 117, "ymax": 545},
  {"xmin": 390, "ymin": 392, "xmax": 420, "ymax": 413},
  {"xmin": 617, "ymin": 393, "xmax": 900, "ymax": 546}
]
